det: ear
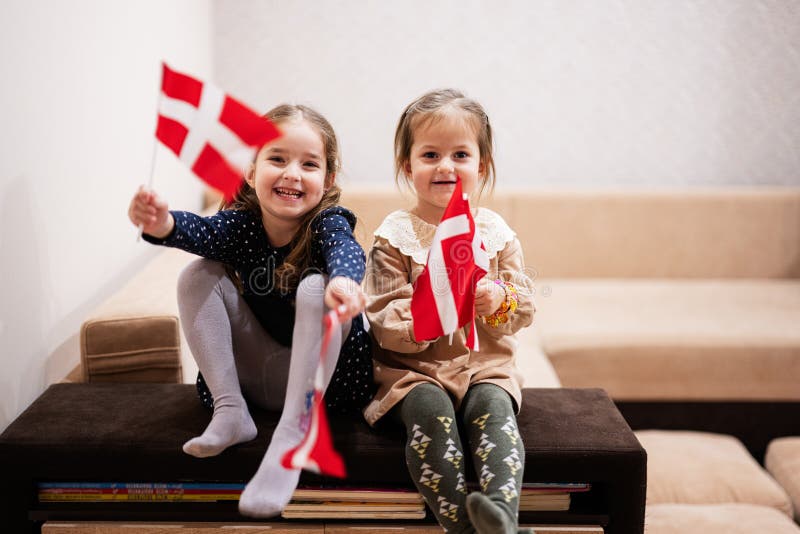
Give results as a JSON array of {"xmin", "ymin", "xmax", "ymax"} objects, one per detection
[
  {"xmin": 403, "ymin": 160, "xmax": 412, "ymax": 178},
  {"xmin": 244, "ymin": 164, "xmax": 256, "ymax": 187},
  {"xmin": 325, "ymin": 173, "xmax": 336, "ymax": 191},
  {"xmin": 478, "ymin": 160, "xmax": 487, "ymax": 180}
]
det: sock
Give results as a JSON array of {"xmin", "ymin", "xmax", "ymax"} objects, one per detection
[
  {"xmin": 177, "ymin": 259, "xmax": 258, "ymax": 458},
  {"xmin": 238, "ymin": 426, "xmax": 303, "ymax": 518},
  {"xmin": 239, "ymin": 274, "xmax": 346, "ymax": 518},
  {"xmin": 466, "ymin": 492, "xmax": 514, "ymax": 534},
  {"xmin": 182, "ymin": 399, "xmax": 257, "ymax": 458}
]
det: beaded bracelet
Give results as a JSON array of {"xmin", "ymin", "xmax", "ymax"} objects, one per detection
[{"xmin": 484, "ymin": 279, "xmax": 519, "ymax": 328}]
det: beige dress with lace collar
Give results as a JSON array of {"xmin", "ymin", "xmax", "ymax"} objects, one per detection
[{"xmin": 363, "ymin": 208, "xmax": 535, "ymax": 426}]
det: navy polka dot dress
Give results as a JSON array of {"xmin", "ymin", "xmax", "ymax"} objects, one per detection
[{"xmin": 143, "ymin": 206, "xmax": 375, "ymax": 414}]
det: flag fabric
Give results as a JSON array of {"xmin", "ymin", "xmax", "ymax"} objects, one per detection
[
  {"xmin": 281, "ymin": 310, "xmax": 346, "ymax": 478},
  {"xmin": 155, "ymin": 63, "xmax": 281, "ymax": 200},
  {"xmin": 411, "ymin": 178, "xmax": 489, "ymax": 350}
]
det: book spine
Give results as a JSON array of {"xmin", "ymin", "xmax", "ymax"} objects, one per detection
[
  {"xmin": 37, "ymin": 482, "xmax": 245, "ymax": 490},
  {"xmin": 39, "ymin": 493, "xmax": 240, "ymax": 502}
]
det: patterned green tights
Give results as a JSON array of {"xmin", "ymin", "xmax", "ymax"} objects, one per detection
[{"xmin": 397, "ymin": 382, "xmax": 525, "ymax": 534}]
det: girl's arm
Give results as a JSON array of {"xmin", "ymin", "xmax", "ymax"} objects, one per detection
[
  {"xmin": 314, "ymin": 208, "xmax": 368, "ymax": 320},
  {"xmin": 364, "ymin": 238, "xmax": 431, "ymax": 354},
  {"xmin": 314, "ymin": 208, "xmax": 366, "ymax": 282},
  {"xmin": 142, "ymin": 205, "xmax": 252, "ymax": 266},
  {"xmin": 479, "ymin": 237, "xmax": 536, "ymax": 338}
]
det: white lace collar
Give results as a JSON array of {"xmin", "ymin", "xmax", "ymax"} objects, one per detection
[{"xmin": 374, "ymin": 208, "xmax": 516, "ymax": 264}]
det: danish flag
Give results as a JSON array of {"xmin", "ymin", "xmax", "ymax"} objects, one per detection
[
  {"xmin": 155, "ymin": 63, "xmax": 281, "ymax": 200},
  {"xmin": 281, "ymin": 310, "xmax": 346, "ymax": 478},
  {"xmin": 411, "ymin": 178, "xmax": 489, "ymax": 350}
]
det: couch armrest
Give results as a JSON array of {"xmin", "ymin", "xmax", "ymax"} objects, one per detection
[{"xmin": 80, "ymin": 315, "xmax": 182, "ymax": 383}]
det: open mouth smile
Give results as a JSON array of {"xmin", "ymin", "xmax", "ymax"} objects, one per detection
[{"xmin": 274, "ymin": 187, "xmax": 304, "ymax": 199}]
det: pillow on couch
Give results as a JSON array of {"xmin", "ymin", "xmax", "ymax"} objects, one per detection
[
  {"xmin": 766, "ymin": 436, "xmax": 800, "ymax": 521},
  {"xmin": 645, "ymin": 503, "xmax": 800, "ymax": 534},
  {"xmin": 636, "ymin": 430, "xmax": 792, "ymax": 517}
]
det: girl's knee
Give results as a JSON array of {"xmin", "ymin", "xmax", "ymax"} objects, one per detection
[
  {"xmin": 463, "ymin": 383, "xmax": 514, "ymax": 418},
  {"xmin": 296, "ymin": 273, "xmax": 327, "ymax": 307},
  {"xmin": 402, "ymin": 383, "xmax": 455, "ymax": 418},
  {"xmin": 177, "ymin": 258, "xmax": 228, "ymax": 295}
]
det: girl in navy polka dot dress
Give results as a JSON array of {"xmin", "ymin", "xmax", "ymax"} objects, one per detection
[{"xmin": 128, "ymin": 104, "xmax": 374, "ymax": 518}]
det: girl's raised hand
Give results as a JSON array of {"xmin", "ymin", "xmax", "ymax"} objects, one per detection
[
  {"xmin": 325, "ymin": 276, "xmax": 367, "ymax": 321},
  {"xmin": 129, "ymin": 185, "xmax": 174, "ymax": 239},
  {"xmin": 474, "ymin": 277, "xmax": 506, "ymax": 317}
]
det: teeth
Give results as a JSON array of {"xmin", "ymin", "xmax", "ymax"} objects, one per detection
[{"xmin": 275, "ymin": 188, "xmax": 302, "ymax": 198}]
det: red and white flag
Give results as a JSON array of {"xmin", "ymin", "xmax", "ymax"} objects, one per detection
[
  {"xmin": 281, "ymin": 310, "xmax": 346, "ymax": 478},
  {"xmin": 411, "ymin": 178, "xmax": 489, "ymax": 350},
  {"xmin": 155, "ymin": 63, "xmax": 281, "ymax": 200}
]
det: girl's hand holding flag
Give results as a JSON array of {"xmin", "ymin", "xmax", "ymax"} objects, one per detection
[
  {"xmin": 128, "ymin": 185, "xmax": 174, "ymax": 239},
  {"xmin": 474, "ymin": 277, "xmax": 507, "ymax": 317},
  {"xmin": 324, "ymin": 276, "xmax": 367, "ymax": 322}
]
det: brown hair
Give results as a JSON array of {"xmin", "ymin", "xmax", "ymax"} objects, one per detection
[
  {"xmin": 394, "ymin": 88, "xmax": 496, "ymax": 198},
  {"xmin": 222, "ymin": 103, "xmax": 343, "ymax": 294}
]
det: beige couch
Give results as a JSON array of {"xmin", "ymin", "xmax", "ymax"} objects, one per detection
[{"xmin": 74, "ymin": 187, "xmax": 800, "ymax": 400}]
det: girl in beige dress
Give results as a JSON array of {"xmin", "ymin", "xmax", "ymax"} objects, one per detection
[{"xmin": 364, "ymin": 89, "xmax": 536, "ymax": 534}]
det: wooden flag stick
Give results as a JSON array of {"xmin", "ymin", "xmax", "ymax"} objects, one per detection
[
  {"xmin": 136, "ymin": 140, "xmax": 158, "ymax": 242},
  {"xmin": 137, "ymin": 63, "xmax": 163, "ymax": 242}
]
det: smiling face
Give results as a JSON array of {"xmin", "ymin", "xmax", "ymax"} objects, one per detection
[
  {"xmin": 404, "ymin": 112, "xmax": 485, "ymax": 224},
  {"xmin": 246, "ymin": 118, "xmax": 329, "ymax": 244}
]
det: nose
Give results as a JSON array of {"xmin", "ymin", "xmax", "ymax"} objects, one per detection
[
  {"xmin": 282, "ymin": 162, "xmax": 302, "ymax": 181},
  {"xmin": 437, "ymin": 159, "xmax": 454, "ymax": 174}
]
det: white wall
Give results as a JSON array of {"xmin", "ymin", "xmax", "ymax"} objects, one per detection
[
  {"xmin": 0, "ymin": 1, "xmax": 211, "ymax": 432},
  {"xmin": 212, "ymin": 0, "xmax": 800, "ymax": 188}
]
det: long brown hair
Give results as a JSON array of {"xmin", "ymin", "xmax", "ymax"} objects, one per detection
[
  {"xmin": 394, "ymin": 88, "xmax": 496, "ymax": 199},
  {"xmin": 222, "ymin": 103, "xmax": 343, "ymax": 294}
]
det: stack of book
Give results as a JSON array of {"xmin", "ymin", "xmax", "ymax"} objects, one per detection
[
  {"xmin": 37, "ymin": 481, "xmax": 591, "ymax": 517},
  {"xmin": 37, "ymin": 482, "xmax": 244, "ymax": 502},
  {"xmin": 519, "ymin": 482, "xmax": 591, "ymax": 512}
]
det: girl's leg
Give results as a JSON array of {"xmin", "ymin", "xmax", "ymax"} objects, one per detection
[
  {"xmin": 462, "ymin": 383, "xmax": 525, "ymax": 534},
  {"xmin": 178, "ymin": 259, "xmax": 290, "ymax": 458},
  {"xmin": 239, "ymin": 274, "xmax": 350, "ymax": 518},
  {"xmin": 398, "ymin": 383, "xmax": 475, "ymax": 534}
]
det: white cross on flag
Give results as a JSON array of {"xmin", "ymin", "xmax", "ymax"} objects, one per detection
[
  {"xmin": 411, "ymin": 178, "xmax": 489, "ymax": 350},
  {"xmin": 155, "ymin": 63, "xmax": 281, "ymax": 200}
]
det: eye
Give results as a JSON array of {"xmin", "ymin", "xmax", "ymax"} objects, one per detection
[
  {"xmin": 304, "ymin": 161, "xmax": 320, "ymax": 168},
  {"xmin": 267, "ymin": 156, "xmax": 284, "ymax": 163},
  {"xmin": 454, "ymin": 151, "xmax": 470, "ymax": 159},
  {"xmin": 422, "ymin": 151, "xmax": 438, "ymax": 159}
]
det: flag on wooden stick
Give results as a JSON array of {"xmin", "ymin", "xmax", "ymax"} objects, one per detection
[
  {"xmin": 411, "ymin": 177, "xmax": 489, "ymax": 350},
  {"xmin": 155, "ymin": 63, "xmax": 280, "ymax": 200},
  {"xmin": 281, "ymin": 310, "xmax": 347, "ymax": 478}
]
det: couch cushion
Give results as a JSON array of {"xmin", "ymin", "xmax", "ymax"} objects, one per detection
[
  {"xmin": 82, "ymin": 246, "xmax": 199, "ymax": 383},
  {"xmin": 513, "ymin": 325, "xmax": 562, "ymax": 388},
  {"xmin": 636, "ymin": 430, "xmax": 793, "ymax": 516},
  {"xmin": 645, "ymin": 503, "xmax": 800, "ymax": 534},
  {"xmin": 512, "ymin": 189, "xmax": 800, "ymax": 278},
  {"xmin": 536, "ymin": 279, "xmax": 800, "ymax": 400},
  {"xmin": 766, "ymin": 436, "xmax": 800, "ymax": 521},
  {"xmin": 80, "ymin": 316, "xmax": 181, "ymax": 383}
]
